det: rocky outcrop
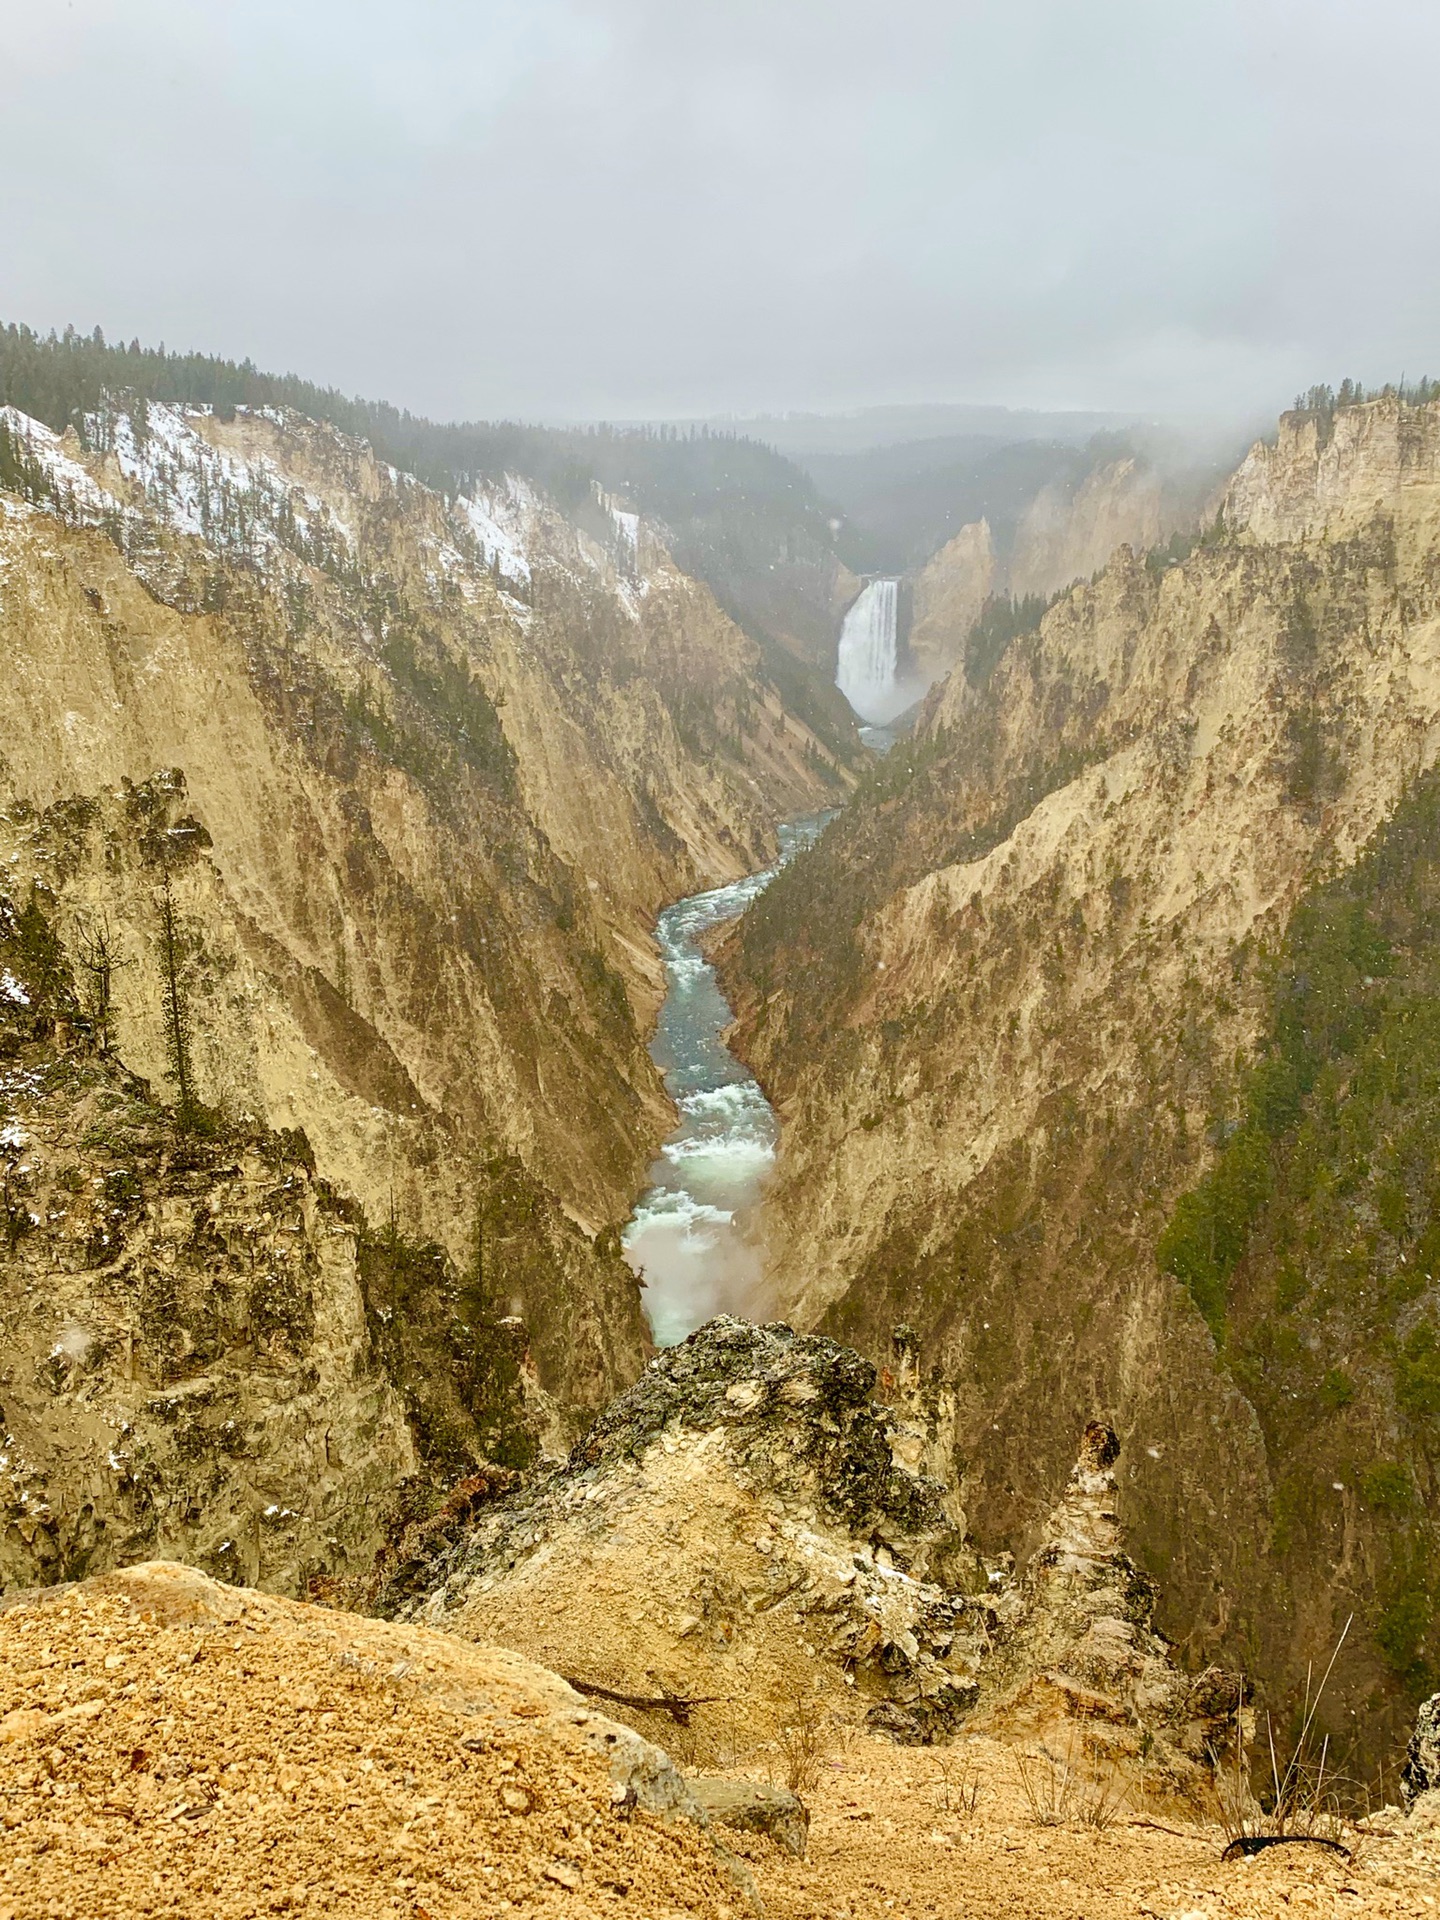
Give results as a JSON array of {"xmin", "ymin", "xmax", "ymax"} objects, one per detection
[
  {"xmin": 908, "ymin": 520, "xmax": 996, "ymax": 680},
  {"xmin": 403, "ymin": 1320, "xmax": 1237, "ymax": 1785},
  {"xmin": 1403, "ymin": 1694, "xmax": 1440, "ymax": 1806},
  {"xmin": 1225, "ymin": 393, "xmax": 1440, "ymax": 544},
  {"xmin": 0, "ymin": 900, "xmax": 593, "ymax": 1592},
  {"xmin": 404, "ymin": 1319, "xmax": 992, "ymax": 1753},
  {"xmin": 974, "ymin": 1423, "xmax": 1240, "ymax": 1788}
]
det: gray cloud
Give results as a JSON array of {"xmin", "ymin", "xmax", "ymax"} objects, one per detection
[{"xmin": 3, "ymin": 0, "xmax": 1438, "ymax": 421}]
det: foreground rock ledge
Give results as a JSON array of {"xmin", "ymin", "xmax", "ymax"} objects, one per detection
[
  {"xmin": 402, "ymin": 1318, "xmax": 1238, "ymax": 1787},
  {"xmin": 0, "ymin": 1561, "xmax": 745, "ymax": 1919}
]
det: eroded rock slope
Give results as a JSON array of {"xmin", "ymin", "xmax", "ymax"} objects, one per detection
[
  {"xmin": 0, "ymin": 391, "xmax": 844, "ymax": 1587},
  {"xmin": 401, "ymin": 1319, "xmax": 1236, "ymax": 1791},
  {"xmin": 722, "ymin": 394, "xmax": 1440, "ymax": 1755}
]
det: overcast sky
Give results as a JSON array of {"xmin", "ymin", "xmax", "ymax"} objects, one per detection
[{"xmin": 4, "ymin": 0, "xmax": 1438, "ymax": 423}]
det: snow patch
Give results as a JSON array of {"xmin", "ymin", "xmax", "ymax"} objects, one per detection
[
  {"xmin": 0, "ymin": 407, "xmax": 120, "ymax": 518},
  {"xmin": 456, "ymin": 479, "xmax": 534, "ymax": 588},
  {"xmin": 94, "ymin": 400, "xmax": 354, "ymax": 563},
  {"xmin": 0, "ymin": 970, "xmax": 30, "ymax": 1007}
]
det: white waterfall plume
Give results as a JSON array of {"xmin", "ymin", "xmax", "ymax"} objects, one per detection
[{"xmin": 836, "ymin": 578, "xmax": 915, "ymax": 724}]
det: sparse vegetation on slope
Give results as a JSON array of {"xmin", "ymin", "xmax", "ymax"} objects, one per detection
[
  {"xmin": 1160, "ymin": 766, "xmax": 1440, "ymax": 1709},
  {"xmin": 720, "ymin": 394, "xmax": 1440, "ymax": 1777}
]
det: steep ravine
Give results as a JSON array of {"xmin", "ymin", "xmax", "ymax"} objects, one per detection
[
  {"xmin": 720, "ymin": 394, "xmax": 1440, "ymax": 1763},
  {"xmin": 0, "ymin": 392, "xmax": 845, "ymax": 1589}
]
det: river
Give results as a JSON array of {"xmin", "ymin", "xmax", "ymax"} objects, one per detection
[{"xmin": 621, "ymin": 814, "xmax": 830, "ymax": 1346}]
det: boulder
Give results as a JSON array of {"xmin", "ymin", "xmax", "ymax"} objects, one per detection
[{"xmin": 687, "ymin": 1777, "xmax": 811, "ymax": 1857}]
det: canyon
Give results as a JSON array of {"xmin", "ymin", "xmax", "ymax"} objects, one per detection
[{"xmin": 3, "ymin": 351, "xmax": 1440, "ymax": 1893}]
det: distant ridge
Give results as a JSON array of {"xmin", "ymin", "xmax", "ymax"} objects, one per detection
[{"xmin": 694, "ymin": 402, "xmax": 1145, "ymax": 459}]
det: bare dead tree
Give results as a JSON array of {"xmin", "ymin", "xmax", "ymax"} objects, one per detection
[
  {"xmin": 74, "ymin": 913, "xmax": 130, "ymax": 1057},
  {"xmin": 156, "ymin": 874, "xmax": 197, "ymax": 1124}
]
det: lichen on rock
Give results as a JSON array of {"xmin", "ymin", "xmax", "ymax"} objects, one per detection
[
  {"xmin": 403, "ymin": 1318, "xmax": 991, "ymax": 1754},
  {"xmin": 1403, "ymin": 1692, "xmax": 1440, "ymax": 1806}
]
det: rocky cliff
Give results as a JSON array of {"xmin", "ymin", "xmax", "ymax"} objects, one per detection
[
  {"xmin": 398, "ymin": 1319, "xmax": 1235, "ymax": 1795},
  {"xmin": 0, "ymin": 399, "xmax": 846, "ymax": 1244},
  {"xmin": 908, "ymin": 449, "xmax": 1200, "ymax": 681},
  {"xmin": 721, "ymin": 394, "xmax": 1440, "ymax": 1764},
  {"xmin": 0, "ymin": 392, "xmax": 843, "ymax": 1588}
]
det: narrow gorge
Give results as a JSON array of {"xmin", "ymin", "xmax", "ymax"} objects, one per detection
[
  {"xmin": 0, "ymin": 341, "xmax": 855, "ymax": 1593},
  {"xmin": 620, "ymin": 813, "xmax": 828, "ymax": 1346}
]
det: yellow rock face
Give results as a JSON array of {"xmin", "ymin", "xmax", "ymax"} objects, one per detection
[{"xmin": 721, "ymin": 396, "xmax": 1440, "ymax": 1713}]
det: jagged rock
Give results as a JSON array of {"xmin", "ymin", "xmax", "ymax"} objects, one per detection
[
  {"xmin": 972, "ymin": 1422, "xmax": 1241, "ymax": 1787},
  {"xmin": 1403, "ymin": 1693, "xmax": 1440, "ymax": 1806},
  {"xmin": 569, "ymin": 1316, "xmax": 946, "ymax": 1539},
  {"xmin": 404, "ymin": 1318, "xmax": 991, "ymax": 1753},
  {"xmin": 404, "ymin": 1342, "xmax": 1239, "ymax": 1794},
  {"xmin": 687, "ymin": 1777, "xmax": 810, "ymax": 1857}
]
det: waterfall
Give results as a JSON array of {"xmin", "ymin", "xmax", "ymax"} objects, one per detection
[{"xmin": 836, "ymin": 578, "xmax": 908, "ymax": 724}]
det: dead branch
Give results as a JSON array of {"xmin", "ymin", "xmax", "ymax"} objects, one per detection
[{"xmin": 561, "ymin": 1676, "xmax": 719, "ymax": 1727}]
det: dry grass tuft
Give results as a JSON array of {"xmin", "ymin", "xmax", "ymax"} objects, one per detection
[
  {"xmin": 1207, "ymin": 1615, "xmax": 1358, "ymax": 1855},
  {"xmin": 1016, "ymin": 1732, "xmax": 1132, "ymax": 1832},
  {"xmin": 930, "ymin": 1749, "xmax": 985, "ymax": 1817},
  {"xmin": 769, "ymin": 1681, "xmax": 836, "ymax": 1796}
]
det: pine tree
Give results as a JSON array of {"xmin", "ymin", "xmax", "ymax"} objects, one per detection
[{"xmin": 156, "ymin": 873, "xmax": 197, "ymax": 1124}]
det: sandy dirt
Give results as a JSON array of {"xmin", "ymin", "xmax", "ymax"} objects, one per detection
[
  {"xmin": 730, "ymin": 1728, "xmax": 1440, "ymax": 1920},
  {"xmin": 0, "ymin": 1566, "xmax": 738, "ymax": 1920},
  {"xmin": 1, "ymin": 1565, "xmax": 1435, "ymax": 1919}
]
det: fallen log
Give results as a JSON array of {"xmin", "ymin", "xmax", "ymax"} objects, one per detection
[{"xmin": 561, "ymin": 1676, "xmax": 719, "ymax": 1727}]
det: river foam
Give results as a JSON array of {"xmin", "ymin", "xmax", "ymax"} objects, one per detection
[{"xmin": 622, "ymin": 815, "xmax": 828, "ymax": 1345}]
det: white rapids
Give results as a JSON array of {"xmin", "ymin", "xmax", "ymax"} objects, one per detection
[{"xmin": 622, "ymin": 815, "xmax": 829, "ymax": 1346}]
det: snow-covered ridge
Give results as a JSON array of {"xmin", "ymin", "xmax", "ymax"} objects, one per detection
[
  {"xmin": 0, "ymin": 407, "xmax": 119, "ymax": 520},
  {"xmin": 444, "ymin": 473, "xmax": 655, "ymax": 611},
  {"xmin": 0, "ymin": 400, "xmax": 356, "ymax": 572},
  {"xmin": 87, "ymin": 400, "xmax": 355, "ymax": 566},
  {"xmin": 1, "ymin": 397, "xmax": 661, "ymax": 621}
]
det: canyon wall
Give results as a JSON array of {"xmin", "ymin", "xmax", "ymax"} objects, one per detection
[
  {"xmin": 0, "ymin": 395, "xmax": 843, "ymax": 1584},
  {"xmin": 908, "ymin": 452, "xmax": 1192, "ymax": 682},
  {"xmin": 722, "ymin": 396, "xmax": 1440, "ymax": 1758}
]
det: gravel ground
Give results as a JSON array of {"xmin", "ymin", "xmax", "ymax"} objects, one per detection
[
  {"xmin": 0, "ymin": 1567, "xmax": 738, "ymax": 1919},
  {"xmin": 0, "ymin": 1566, "xmax": 1434, "ymax": 1920},
  {"xmin": 730, "ymin": 1729, "xmax": 1440, "ymax": 1920}
]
